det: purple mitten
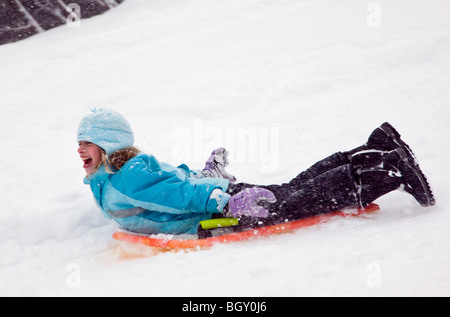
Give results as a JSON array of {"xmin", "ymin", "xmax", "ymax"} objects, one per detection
[
  {"xmin": 228, "ymin": 188, "xmax": 277, "ymax": 218},
  {"xmin": 202, "ymin": 148, "xmax": 237, "ymax": 183}
]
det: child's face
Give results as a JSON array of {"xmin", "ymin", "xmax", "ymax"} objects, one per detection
[{"xmin": 78, "ymin": 141, "xmax": 102, "ymax": 175}]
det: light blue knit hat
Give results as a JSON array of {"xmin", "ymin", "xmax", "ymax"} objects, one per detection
[{"xmin": 77, "ymin": 108, "xmax": 134, "ymax": 155}]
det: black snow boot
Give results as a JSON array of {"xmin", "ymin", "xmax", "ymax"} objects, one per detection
[
  {"xmin": 346, "ymin": 122, "xmax": 419, "ymax": 166},
  {"xmin": 357, "ymin": 147, "xmax": 435, "ymax": 207},
  {"xmin": 391, "ymin": 147, "xmax": 435, "ymax": 207}
]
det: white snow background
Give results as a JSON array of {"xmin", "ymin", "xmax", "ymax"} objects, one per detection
[{"xmin": 0, "ymin": 0, "xmax": 449, "ymax": 296}]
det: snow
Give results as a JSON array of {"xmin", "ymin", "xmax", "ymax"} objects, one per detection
[{"xmin": 1, "ymin": 0, "xmax": 449, "ymax": 297}]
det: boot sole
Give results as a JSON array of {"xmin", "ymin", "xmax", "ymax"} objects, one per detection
[{"xmin": 396, "ymin": 148, "xmax": 435, "ymax": 207}]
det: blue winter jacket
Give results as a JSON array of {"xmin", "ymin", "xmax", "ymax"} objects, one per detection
[{"xmin": 84, "ymin": 154, "xmax": 230, "ymax": 235}]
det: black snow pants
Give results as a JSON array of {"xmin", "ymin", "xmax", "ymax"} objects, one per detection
[
  {"xmin": 225, "ymin": 152, "xmax": 357, "ymax": 230},
  {"xmin": 224, "ymin": 150, "xmax": 400, "ymax": 231}
]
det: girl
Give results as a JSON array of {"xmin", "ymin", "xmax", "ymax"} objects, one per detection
[{"xmin": 78, "ymin": 108, "xmax": 435, "ymax": 236}]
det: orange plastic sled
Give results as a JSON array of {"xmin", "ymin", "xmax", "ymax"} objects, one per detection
[{"xmin": 112, "ymin": 203, "xmax": 380, "ymax": 251}]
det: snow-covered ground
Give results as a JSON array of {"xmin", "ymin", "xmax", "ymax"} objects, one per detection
[{"xmin": 1, "ymin": 0, "xmax": 449, "ymax": 297}]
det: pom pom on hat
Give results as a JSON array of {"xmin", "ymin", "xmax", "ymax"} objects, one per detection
[{"xmin": 77, "ymin": 107, "xmax": 134, "ymax": 155}]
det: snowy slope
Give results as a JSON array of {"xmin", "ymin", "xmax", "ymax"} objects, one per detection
[{"xmin": 1, "ymin": 0, "xmax": 449, "ymax": 296}]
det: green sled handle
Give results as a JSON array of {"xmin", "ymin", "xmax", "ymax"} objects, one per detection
[{"xmin": 199, "ymin": 218, "xmax": 239, "ymax": 230}]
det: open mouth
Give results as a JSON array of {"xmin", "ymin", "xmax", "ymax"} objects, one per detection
[{"xmin": 82, "ymin": 158, "xmax": 93, "ymax": 169}]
